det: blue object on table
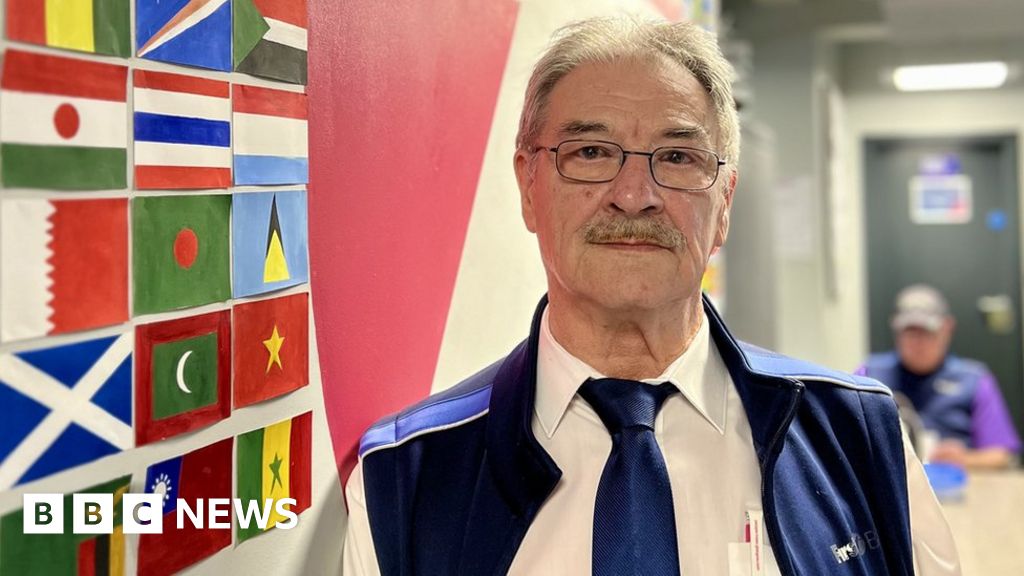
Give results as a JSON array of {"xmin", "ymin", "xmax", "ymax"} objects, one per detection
[{"xmin": 924, "ymin": 462, "xmax": 968, "ymax": 502}]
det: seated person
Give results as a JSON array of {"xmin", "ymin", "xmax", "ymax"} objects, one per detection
[{"xmin": 858, "ymin": 284, "xmax": 1021, "ymax": 469}]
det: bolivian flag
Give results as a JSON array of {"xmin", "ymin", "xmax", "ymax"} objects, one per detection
[
  {"xmin": 6, "ymin": 0, "xmax": 131, "ymax": 57},
  {"xmin": 236, "ymin": 412, "xmax": 311, "ymax": 543},
  {"xmin": 0, "ymin": 50, "xmax": 127, "ymax": 190}
]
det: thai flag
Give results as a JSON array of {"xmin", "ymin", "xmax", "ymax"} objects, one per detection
[
  {"xmin": 233, "ymin": 84, "xmax": 308, "ymax": 185},
  {"xmin": 133, "ymin": 70, "xmax": 231, "ymax": 189}
]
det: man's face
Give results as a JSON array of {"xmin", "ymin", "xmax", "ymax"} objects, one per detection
[
  {"xmin": 896, "ymin": 320, "xmax": 954, "ymax": 375},
  {"xmin": 514, "ymin": 56, "xmax": 736, "ymax": 314}
]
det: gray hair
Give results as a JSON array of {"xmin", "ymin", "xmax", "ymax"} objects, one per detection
[{"xmin": 515, "ymin": 16, "xmax": 740, "ymax": 165}]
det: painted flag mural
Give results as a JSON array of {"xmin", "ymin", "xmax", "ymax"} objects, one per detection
[
  {"xmin": 233, "ymin": 84, "xmax": 308, "ymax": 185},
  {"xmin": 233, "ymin": 292, "xmax": 308, "ymax": 407},
  {"xmin": 136, "ymin": 0, "xmax": 232, "ymax": 71},
  {"xmin": 0, "ymin": 476, "xmax": 130, "ymax": 576},
  {"xmin": 232, "ymin": 190, "xmax": 309, "ymax": 297},
  {"xmin": 135, "ymin": 311, "xmax": 230, "ymax": 445},
  {"xmin": 1, "ymin": 198, "xmax": 128, "ymax": 343},
  {"xmin": 0, "ymin": 49, "xmax": 127, "ymax": 190},
  {"xmin": 236, "ymin": 411, "xmax": 311, "ymax": 543},
  {"xmin": 134, "ymin": 70, "xmax": 231, "ymax": 189},
  {"xmin": 0, "ymin": 334, "xmax": 132, "ymax": 489},
  {"xmin": 5, "ymin": 0, "xmax": 130, "ymax": 56},
  {"xmin": 139, "ymin": 438, "xmax": 232, "ymax": 576},
  {"xmin": 132, "ymin": 194, "xmax": 231, "ymax": 315},
  {"xmin": 233, "ymin": 0, "xmax": 307, "ymax": 84}
]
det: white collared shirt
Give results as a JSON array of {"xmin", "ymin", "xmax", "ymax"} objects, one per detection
[{"xmin": 343, "ymin": 308, "xmax": 961, "ymax": 575}]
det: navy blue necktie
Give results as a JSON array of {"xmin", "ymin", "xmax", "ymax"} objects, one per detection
[{"xmin": 579, "ymin": 378, "xmax": 681, "ymax": 576}]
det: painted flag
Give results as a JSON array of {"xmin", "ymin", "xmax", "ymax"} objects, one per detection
[
  {"xmin": 233, "ymin": 292, "xmax": 308, "ymax": 407},
  {"xmin": 0, "ymin": 49, "xmax": 127, "ymax": 190},
  {"xmin": 0, "ymin": 199, "xmax": 128, "ymax": 343},
  {"xmin": 233, "ymin": 0, "xmax": 307, "ymax": 84},
  {"xmin": 5, "ymin": 0, "xmax": 130, "ymax": 57},
  {"xmin": 136, "ymin": 0, "xmax": 232, "ymax": 71},
  {"xmin": 139, "ymin": 438, "xmax": 232, "ymax": 576},
  {"xmin": 0, "ymin": 476, "xmax": 130, "ymax": 576},
  {"xmin": 0, "ymin": 334, "xmax": 132, "ymax": 489},
  {"xmin": 134, "ymin": 70, "xmax": 231, "ymax": 189},
  {"xmin": 135, "ymin": 311, "xmax": 230, "ymax": 445},
  {"xmin": 236, "ymin": 411, "xmax": 311, "ymax": 543},
  {"xmin": 232, "ymin": 190, "xmax": 309, "ymax": 297},
  {"xmin": 233, "ymin": 84, "xmax": 308, "ymax": 185},
  {"xmin": 132, "ymin": 194, "xmax": 231, "ymax": 315}
]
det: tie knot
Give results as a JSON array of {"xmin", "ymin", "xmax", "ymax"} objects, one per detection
[{"xmin": 579, "ymin": 378, "xmax": 676, "ymax": 433}]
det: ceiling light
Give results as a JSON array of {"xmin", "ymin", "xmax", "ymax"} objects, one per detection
[{"xmin": 893, "ymin": 62, "xmax": 1008, "ymax": 92}]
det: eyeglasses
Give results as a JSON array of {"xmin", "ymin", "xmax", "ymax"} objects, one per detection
[{"xmin": 535, "ymin": 139, "xmax": 726, "ymax": 191}]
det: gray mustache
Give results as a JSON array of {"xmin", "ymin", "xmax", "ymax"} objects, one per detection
[{"xmin": 583, "ymin": 219, "xmax": 684, "ymax": 249}]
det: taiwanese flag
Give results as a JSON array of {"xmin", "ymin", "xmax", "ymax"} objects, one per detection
[
  {"xmin": 0, "ymin": 50, "xmax": 127, "ymax": 190},
  {"xmin": 0, "ymin": 198, "xmax": 128, "ymax": 342},
  {"xmin": 236, "ymin": 412, "xmax": 311, "ymax": 543},
  {"xmin": 138, "ymin": 438, "xmax": 233, "ymax": 576},
  {"xmin": 233, "ymin": 292, "xmax": 308, "ymax": 407},
  {"xmin": 132, "ymin": 195, "xmax": 231, "ymax": 315},
  {"xmin": 135, "ymin": 311, "xmax": 231, "ymax": 445},
  {"xmin": 0, "ymin": 476, "xmax": 129, "ymax": 576}
]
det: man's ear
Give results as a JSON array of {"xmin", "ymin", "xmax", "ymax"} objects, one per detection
[
  {"xmin": 514, "ymin": 149, "xmax": 538, "ymax": 233},
  {"xmin": 712, "ymin": 169, "xmax": 737, "ymax": 251}
]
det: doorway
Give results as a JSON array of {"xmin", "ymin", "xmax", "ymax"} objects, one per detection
[{"xmin": 864, "ymin": 135, "xmax": 1023, "ymax": 433}]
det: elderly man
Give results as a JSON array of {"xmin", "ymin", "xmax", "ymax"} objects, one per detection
[
  {"xmin": 858, "ymin": 284, "xmax": 1021, "ymax": 470},
  {"xmin": 344, "ymin": 17, "xmax": 959, "ymax": 576}
]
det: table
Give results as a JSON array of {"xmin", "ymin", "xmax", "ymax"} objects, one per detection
[{"xmin": 939, "ymin": 471, "xmax": 1024, "ymax": 575}]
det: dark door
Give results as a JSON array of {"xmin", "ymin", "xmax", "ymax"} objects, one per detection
[{"xmin": 864, "ymin": 135, "xmax": 1023, "ymax": 434}]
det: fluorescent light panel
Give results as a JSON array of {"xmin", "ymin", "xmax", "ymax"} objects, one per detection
[{"xmin": 893, "ymin": 62, "xmax": 1008, "ymax": 92}]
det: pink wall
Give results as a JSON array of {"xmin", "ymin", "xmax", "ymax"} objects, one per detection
[{"xmin": 307, "ymin": 0, "xmax": 519, "ymax": 484}]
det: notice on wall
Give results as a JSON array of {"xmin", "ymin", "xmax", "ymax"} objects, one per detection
[{"xmin": 909, "ymin": 174, "xmax": 973, "ymax": 225}]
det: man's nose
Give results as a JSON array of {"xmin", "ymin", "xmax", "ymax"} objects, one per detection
[{"xmin": 607, "ymin": 153, "xmax": 665, "ymax": 215}]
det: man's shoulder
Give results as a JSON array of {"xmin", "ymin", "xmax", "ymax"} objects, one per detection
[
  {"xmin": 736, "ymin": 341, "xmax": 892, "ymax": 396},
  {"xmin": 357, "ymin": 354, "xmax": 507, "ymax": 458},
  {"xmin": 944, "ymin": 355, "xmax": 993, "ymax": 380}
]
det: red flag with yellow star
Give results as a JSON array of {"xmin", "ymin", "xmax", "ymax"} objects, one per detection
[{"xmin": 232, "ymin": 292, "xmax": 308, "ymax": 407}]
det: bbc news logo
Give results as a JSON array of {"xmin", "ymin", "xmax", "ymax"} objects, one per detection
[{"xmin": 23, "ymin": 494, "xmax": 299, "ymax": 534}]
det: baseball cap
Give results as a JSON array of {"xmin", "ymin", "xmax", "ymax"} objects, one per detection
[{"xmin": 891, "ymin": 284, "xmax": 949, "ymax": 332}]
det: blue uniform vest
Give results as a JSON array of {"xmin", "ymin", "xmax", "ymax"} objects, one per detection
[
  {"xmin": 359, "ymin": 296, "xmax": 915, "ymax": 575},
  {"xmin": 861, "ymin": 352, "xmax": 983, "ymax": 446}
]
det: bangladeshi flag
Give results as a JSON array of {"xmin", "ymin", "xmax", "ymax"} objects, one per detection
[
  {"xmin": 132, "ymin": 195, "xmax": 231, "ymax": 315},
  {"xmin": 0, "ymin": 49, "xmax": 127, "ymax": 190},
  {"xmin": 0, "ymin": 476, "xmax": 130, "ymax": 576},
  {"xmin": 135, "ymin": 310, "xmax": 231, "ymax": 445},
  {"xmin": 236, "ymin": 412, "xmax": 311, "ymax": 543},
  {"xmin": 138, "ymin": 438, "xmax": 232, "ymax": 576},
  {"xmin": 233, "ymin": 292, "xmax": 309, "ymax": 407}
]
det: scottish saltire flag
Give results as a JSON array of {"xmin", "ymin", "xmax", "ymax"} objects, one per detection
[
  {"xmin": 236, "ymin": 412, "xmax": 311, "ymax": 542},
  {"xmin": 135, "ymin": 311, "xmax": 231, "ymax": 445},
  {"xmin": 234, "ymin": 0, "xmax": 307, "ymax": 84},
  {"xmin": 134, "ymin": 70, "xmax": 231, "ymax": 189},
  {"xmin": 233, "ymin": 84, "xmax": 308, "ymax": 185},
  {"xmin": 232, "ymin": 191, "xmax": 309, "ymax": 297},
  {"xmin": 0, "ymin": 50, "xmax": 127, "ymax": 190},
  {"xmin": 0, "ymin": 476, "xmax": 130, "ymax": 576},
  {"xmin": 139, "ymin": 439, "xmax": 232, "ymax": 576},
  {"xmin": 1, "ymin": 199, "xmax": 129, "ymax": 343},
  {"xmin": 5, "ymin": 0, "xmax": 130, "ymax": 56},
  {"xmin": 0, "ymin": 334, "xmax": 132, "ymax": 489},
  {"xmin": 136, "ymin": 0, "xmax": 232, "ymax": 71}
]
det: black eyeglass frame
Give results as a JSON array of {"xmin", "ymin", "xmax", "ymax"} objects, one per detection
[{"xmin": 534, "ymin": 139, "xmax": 728, "ymax": 191}]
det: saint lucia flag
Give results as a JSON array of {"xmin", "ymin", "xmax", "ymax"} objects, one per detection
[
  {"xmin": 236, "ymin": 412, "xmax": 311, "ymax": 542},
  {"xmin": 232, "ymin": 190, "xmax": 308, "ymax": 297},
  {"xmin": 0, "ymin": 334, "xmax": 132, "ymax": 489},
  {"xmin": 0, "ymin": 50, "xmax": 127, "ymax": 190}
]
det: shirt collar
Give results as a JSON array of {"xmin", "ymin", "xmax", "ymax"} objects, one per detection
[{"xmin": 535, "ymin": 306, "xmax": 728, "ymax": 438}]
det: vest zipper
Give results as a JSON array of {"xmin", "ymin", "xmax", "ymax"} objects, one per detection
[{"xmin": 760, "ymin": 379, "xmax": 803, "ymax": 576}]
